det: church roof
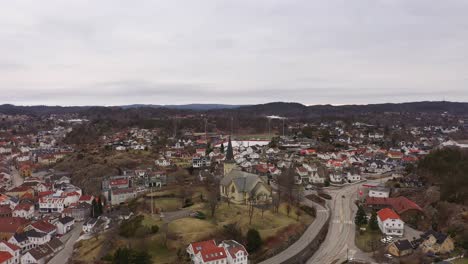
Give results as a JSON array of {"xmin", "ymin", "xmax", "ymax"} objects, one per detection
[{"xmin": 220, "ymin": 169, "xmax": 265, "ymax": 194}]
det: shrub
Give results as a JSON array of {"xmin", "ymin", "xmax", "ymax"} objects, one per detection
[
  {"xmin": 246, "ymin": 228, "xmax": 262, "ymax": 253},
  {"xmin": 151, "ymin": 225, "xmax": 159, "ymax": 234},
  {"xmin": 194, "ymin": 211, "xmax": 206, "ymax": 220},
  {"xmin": 119, "ymin": 215, "xmax": 144, "ymax": 238}
]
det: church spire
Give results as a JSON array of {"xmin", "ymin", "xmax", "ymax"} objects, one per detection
[{"xmin": 226, "ymin": 136, "xmax": 234, "ymax": 161}]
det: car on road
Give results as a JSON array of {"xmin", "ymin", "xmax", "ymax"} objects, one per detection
[
  {"xmin": 381, "ymin": 236, "xmax": 394, "ymax": 244},
  {"xmin": 384, "ymin": 253, "xmax": 393, "ymax": 259},
  {"xmin": 305, "ymin": 184, "xmax": 313, "ymax": 190}
]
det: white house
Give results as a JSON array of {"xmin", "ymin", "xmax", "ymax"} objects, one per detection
[
  {"xmin": 346, "ymin": 172, "xmax": 361, "ymax": 182},
  {"xmin": 56, "ymin": 216, "xmax": 75, "ymax": 235},
  {"xmin": 219, "ymin": 240, "xmax": 248, "ymax": 264},
  {"xmin": 329, "ymin": 172, "xmax": 343, "ymax": 184},
  {"xmin": 155, "ymin": 158, "xmax": 170, "ymax": 167},
  {"xmin": 0, "ymin": 241, "xmax": 21, "ymax": 264},
  {"xmin": 377, "ymin": 208, "xmax": 404, "ymax": 237},
  {"xmin": 187, "ymin": 239, "xmax": 248, "ymax": 264},
  {"xmin": 83, "ymin": 218, "xmax": 98, "ymax": 233},
  {"xmin": 186, "ymin": 240, "xmax": 228, "ymax": 264},
  {"xmin": 369, "ymin": 187, "xmax": 390, "ymax": 198},
  {"xmin": 39, "ymin": 197, "xmax": 65, "ymax": 213},
  {"xmin": 12, "ymin": 203, "xmax": 35, "ymax": 219}
]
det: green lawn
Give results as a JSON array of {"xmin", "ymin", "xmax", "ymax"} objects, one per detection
[
  {"xmin": 453, "ymin": 258, "xmax": 468, "ymax": 264},
  {"xmin": 355, "ymin": 228, "xmax": 383, "ymax": 252},
  {"xmin": 146, "ymin": 197, "xmax": 182, "ymax": 212}
]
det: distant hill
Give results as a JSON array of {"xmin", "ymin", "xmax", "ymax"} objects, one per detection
[
  {"xmin": 1, "ymin": 101, "xmax": 467, "ymax": 117},
  {"xmin": 217, "ymin": 101, "xmax": 468, "ymax": 117},
  {"xmin": 120, "ymin": 104, "xmax": 245, "ymax": 110}
]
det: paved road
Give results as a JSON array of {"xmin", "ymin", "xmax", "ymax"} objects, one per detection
[
  {"xmin": 307, "ymin": 178, "xmax": 392, "ymax": 264},
  {"xmin": 258, "ymin": 199, "xmax": 329, "ymax": 264},
  {"xmin": 49, "ymin": 223, "xmax": 83, "ymax": 264}
]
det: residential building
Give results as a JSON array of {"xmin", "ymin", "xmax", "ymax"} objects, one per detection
[
  {"xmin": 110, "ymin": 188, "xmax": 137, "ymax": 205},
  {"xmin": 186, "ymin": 240, "xmax": 228, "ymax": 264},
  {"xmin": 377, "ymin": 208, "xmax": 404, "ymax": 237},
  {"xmin": 368, "ymin": 187, "xmax": 390, "ymax": 198},
  {"xmin": 219, "ymin": 240, "xmax": 248, "ymax": 264},
  {"xmin": 83, "ymin": 218, "xmax": 97, "ymax": 233},
  {"xmin": 38, "ymin": 197, "xmax": 65, "ymax": 213},
  {"xmin": 56, "ymin": 216, "xmax": 74, "ymax": 235},
  {"xmin": 387, "ymin": 239, "xmax": 414, "ymax": 257},
  {"xmin": 418, "ymin": 230, "xmax": 454, "ymax": 255},
  {"xmin": 0, "ymin": 241, "xmax": 20, "ymax": 264},
  {"xmin": 12, "ymin": 203, "xmax": 34, "ymax": 219}
]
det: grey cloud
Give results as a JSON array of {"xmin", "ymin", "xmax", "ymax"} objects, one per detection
[{"xmin": 0, "ymin": 0, "xmax": 467, "ymax": 106}]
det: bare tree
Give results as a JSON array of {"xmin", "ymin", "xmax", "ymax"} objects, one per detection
[
  {"xmin": 248, "ymin": 195, "xmax": 256, "ymax": 225},
  {"xmin": 272, "ymin": 192, "xmax": 280, "ymax": 214},
  {"xmin": 278, "ymin": 167, "xmax": 295, "ymax": 203},
  {"xmin": 295, "ymin": 209, "xmax": 302, "ymax": 221},
  {"xmin": 205, "ymin": 176, "xmax": 220, "ymax": 217},
  {"xmin": 260, "ymin": 199, "xmax": 271, "ymax": 218}
]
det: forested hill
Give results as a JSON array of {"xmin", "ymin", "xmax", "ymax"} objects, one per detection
[
  {"xmin": 213, "ymin": 101, "xmax": 468, "ymax": 118},
  {"xmin": 417, "ymin": 147, "xmax": 468, "ymax": 204},
  {"xmin": 1, "ymin": 101, "xmax": 468, "ymax": 117}
]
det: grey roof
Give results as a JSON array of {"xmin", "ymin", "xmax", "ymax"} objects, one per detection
[
  {"xmin": 393, "ymin": 239, "xmax": 413, "ymax": 251},
  {"xmin": 13, "ymin": 232, "xmax": 28, "ymax": 243},
  {"xmin": 46, "ymin": 237, "xmax": 64, "ymax": 252},
  {"xmin": 58, "ymin": 216, "xmax": 74, "ymax": 225},
  {"xmin": 421, "ymin": 230, "xmax": 448, "ymax": 244},
  {"xmin": 26, "ymin": 245, "xmax": 53, "ymax": 260},
  {"xmin": 220, "ymin": 169, "xmax": 266, "ymax": 194},
  {"xmin": 84, "ymin": 217, "xmax": 98, "ymax": 225},
  {"xmin": 25, "ymin": 229, "xmax": 48, "ymax": 238}
]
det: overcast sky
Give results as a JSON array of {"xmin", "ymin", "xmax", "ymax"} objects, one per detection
[{"xmin": 1, "ymin": 0, "xmax": 467, "ymax": 106}]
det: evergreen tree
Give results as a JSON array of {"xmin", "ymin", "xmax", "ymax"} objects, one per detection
[
  {"xmin": 354, "ymin": 205, "xmax": 368, "ymax": 226},
  {"xmin": 220, "ymin": 143, "xmax": 225, "ymax": 153},
  {"xmin": 246, "ymin": 228, "xmax": 262, "ymax": 253},
  {"xmin": 97, "ymin": 196, "xmax": 103, "ymax": 215},
  {"xmin": 369, "ymin": 211, "xmax": 379, "ymax": 230},
  {"xmin": 91, "ymin": 198, "xmax": 97, "ymax": 218},
  {"xmin": 226, "ymin": 137, "xmax": 234, "ymax": 161},
  {"xmin": 205, "ymin": 143, "xmax": 212, "ymax": 156}
]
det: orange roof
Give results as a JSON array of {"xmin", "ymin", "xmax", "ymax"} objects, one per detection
[
  {"xmin": 0, "ymin": 251, "xmax": 13, "ymax": 263},
  {"xmin": 31, "ymin": 220, "xmax": 56, "ymax": 233},
  {"xmin": 190, "ymin": 240, "xmax": 227, "ymax": 262},
  {"xmin": 0, "ymin": 241, "xmax": 20, "ymax": 251},
  {"xmin": 377, "ymin": 208, "xmax": 400, "ymax": 221}
]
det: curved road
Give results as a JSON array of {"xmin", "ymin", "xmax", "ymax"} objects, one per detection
[
  {"xmin": 307, "ymin": 178, "xmax": 390, "ymax": 264},
  {"xmin": 258, "ymin": 198, "xmax": 329, "ymax": 264},
  {"xmin": 307, "ymin": 184, "xmax": 362, "ymax": 264}
]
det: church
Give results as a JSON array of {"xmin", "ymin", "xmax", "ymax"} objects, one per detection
[
  {"xmin": 220, "ymin": 168, "xmax": 271, "ymax": 204},
  {"xmin": 219, "ymin": 137, "xmax": 271, "ymax": 204}
]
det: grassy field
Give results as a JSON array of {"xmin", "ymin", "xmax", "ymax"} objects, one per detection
[
  {"xmin": 168, "ymin": 218, "xmax": 218, "ymax": 245},
  {"xmin": 453, "ymin": 258, "xmax": 468, "ymax": 264},
  {"xmin": 146, "ymin": 197, "xmax": 182, "ymax": 212},
  {"xmin": 355, "ymin": 228, "xmax": 383, "ymax": 252},
  {"xmin": 76, "ymin": 236, "xmax": 106, "ymax": 263},
  {"xmin": 235, "ymin": 133, "xmax": 274, "ymax": 140},
  {"xmin": 162, "ymin": 201, "xmax": 314, "ymax": 263},
  {"xmin": 76, "ymin": 195, "xmax": 314, "ymax": 263}
]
